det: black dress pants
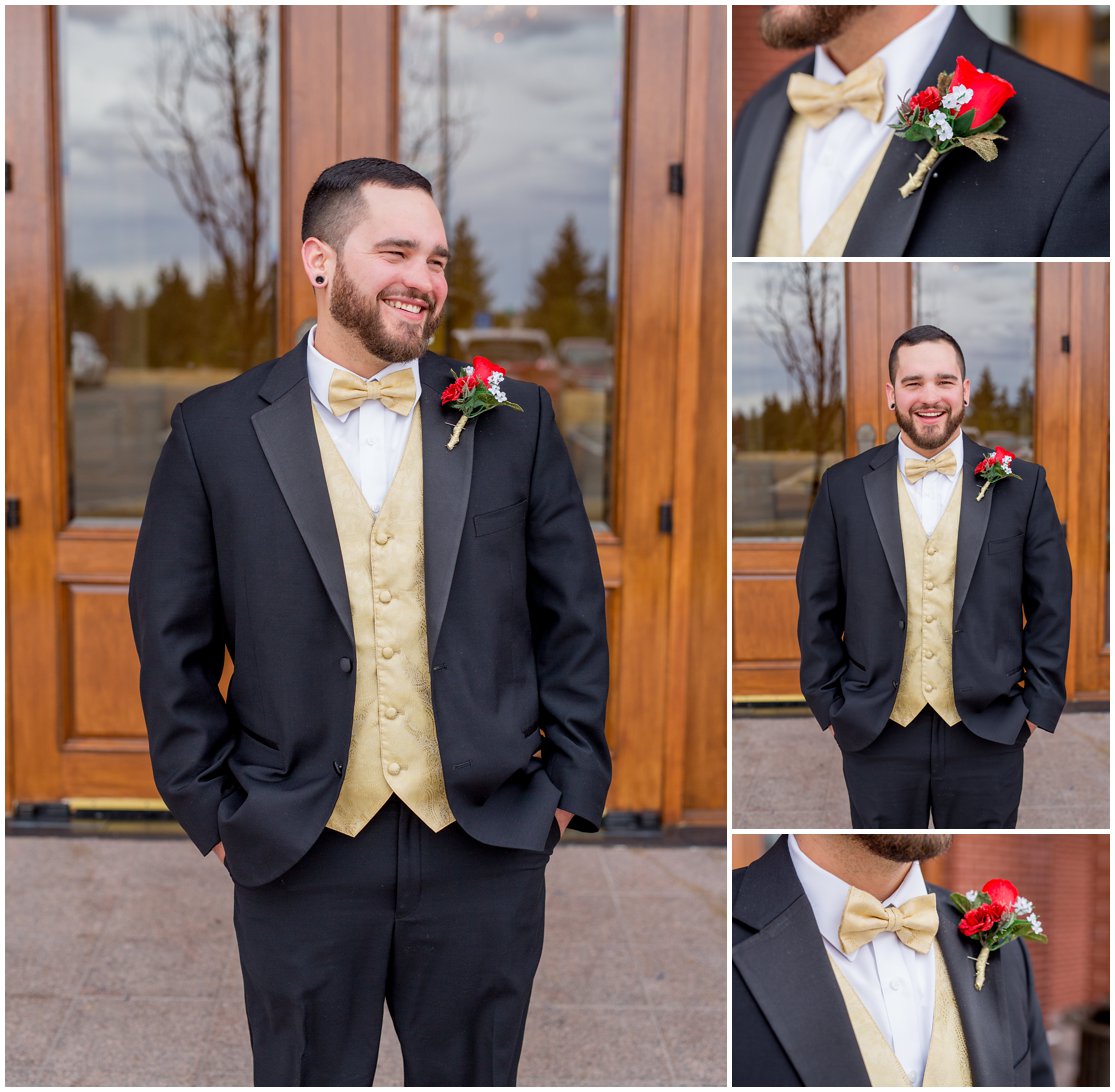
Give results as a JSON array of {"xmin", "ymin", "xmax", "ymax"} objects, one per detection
[
  {"xmin": 232, "ymin": 797, "xmax": 556, "ymax": 1086},
  {"xmin": 841, "ymin": 706, "xmax": 1028, "ymax": 828}
]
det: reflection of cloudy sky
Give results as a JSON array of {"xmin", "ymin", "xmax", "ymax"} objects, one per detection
[
  {"xmin": 60, "ymin": 6, "xmax": 280, "ymax": 297},
  {"xmin": 733, "ymin": 263, "xmax": 1036, "ymax": 414},
  {"xmin": 400, "ymin": 6, "xmax": 623, "ymax": 313},
  {"xmin": 61, "ymin": 6, "xmax": 621, "ymax": 315}
]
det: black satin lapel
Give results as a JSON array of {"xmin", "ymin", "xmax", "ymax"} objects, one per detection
[
  {"xmin": 733, "ymin": 900, "xmax": 871, "ymax": 1088},
  {"xmin": 420, "ymin": 372, "xmax": 473, "ymax": 663},
  {"xmin": 843, "ymin": 8, "xmax": 994, "ymax": 257},
  {"xmin": 734, "ymin": 59, "xmax": 808, "ymax": 255},
  {"xmin": 954, "ymin": 439, "xmax": 992, "ymax": 625},
  {"xmin": 251, "ymin": 381, "xmax": 353, "ymax": 647},
  {"xmin": 863, "ymin": 451, "xmax": 906, "ymax": 614},
  {"xmin": 935, "ymin": 891, "xmax": 1013, "ymax": 1085}
]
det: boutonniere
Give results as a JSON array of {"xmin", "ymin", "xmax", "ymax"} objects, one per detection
[
  {"xmin": 892, "ymin": 55, "xmax": 1016, "ymax": 197},
  {"xmin": 952, "ymin": 879, "xmax": 1047, "ymax": 990},
  {"xmin": 974, "ymin": 446, "xmax": 1021, "ymax": 501},
  {"xmin": 441, "ymin": 355, "xmax": 522, "ymax": 450}
]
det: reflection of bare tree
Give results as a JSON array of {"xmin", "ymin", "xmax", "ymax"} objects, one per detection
[
  {"xmin": 133, "ymin": 7, "xmax": 273, "ymax": 370},
  {"xmin": 758, "ymin": 263, "xmax": 843, "ymax": 508}
]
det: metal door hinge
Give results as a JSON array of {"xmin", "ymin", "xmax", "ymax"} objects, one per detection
[
  {"xmin": 658, "ymin": 501, "xmax": 673, "ymax": 534},
  {"xmin": 668, "ymin": 162, "xmax": 683, "ymax": 195},
  {"xmin": 5, "ymin": 162, "xmax": 11, "ymax": 193},
  {"xmin": 1061, "ymin": 334, "xmax": 1070, "ymax": 353},
  {"xmin": 6, "ymin": 497, "xmax": 20, "ymax": 528}
]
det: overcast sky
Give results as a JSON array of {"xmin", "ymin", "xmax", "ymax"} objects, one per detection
[
  {"xmin": 733, "ymin": 262, "xmax": 1037, "ymax": 416},
  {"xmin": 60, "ymin": 5, "xmax": 622, "ymax": 317}
]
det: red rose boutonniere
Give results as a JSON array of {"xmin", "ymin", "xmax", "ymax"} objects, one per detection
[
  {"xmin": 951, "ymin": 878, "xmax": 1047, "ymax": 990},
  {"xmin": 974, "ymin": 446, "xmax": 1021, "ymax": 501},
  {"xmin": 441, "ymin": 355, "xmax": 522, "ymax": 450},
  {"xmin": 892, "ymin": 55, "xmax": 1016, "ymax": 197}
]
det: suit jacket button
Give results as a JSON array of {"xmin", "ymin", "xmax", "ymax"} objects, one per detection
[
  {"xmin": 898, "ymin": 620, "xmax": 905, "ymax": 630},
  {"xmin": 893, "ymin": 681, "xmax": 899, "ymax": 689},
  {"xmin": 340, "ymin": 657, "xmax": 352, "ymax": 672},
  {"xmin": 333, "ymin": 761, "xmax": 343, "ymax": 776}
]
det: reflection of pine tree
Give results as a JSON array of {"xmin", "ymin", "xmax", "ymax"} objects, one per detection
[
  {"xmin": 524, "ymin": 215, "xmax": 609, "ymax": 344},
  {"xmin": 447, "ymin": 216, "xmax": 492, "ymax": 332},
  {"xmin": 967, "ymin": 366, "xmax": 998, "ymax": 433}
]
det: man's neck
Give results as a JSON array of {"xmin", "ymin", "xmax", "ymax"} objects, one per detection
[
  {"xmin": 795, "ymin": 835, "xmax": 912, "ymax": 902},
  {"xmin": 313, "ymin": 319, "xmax": 393, "ymax": 379},
  {"xmin": 822, "ymin": 5, "xmax": 938, "ymax": 73}
]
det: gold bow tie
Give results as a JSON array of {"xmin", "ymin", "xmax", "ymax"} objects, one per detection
[
  {"xmin": 904, "ymin": 450, "xmax": 958, "ymax": 483},
  {"xmin": 787, "ymin": 56, "xmax": 886, "ymax": 129},
  {"xmin": 839, "ymin": 887, "xmax": 939, "ymax": 956},
  {"xmin": 328, "ymin": 368, "xmax": 417, "ymax": 418}
]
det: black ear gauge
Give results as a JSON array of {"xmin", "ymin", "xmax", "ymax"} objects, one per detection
[{"xmin": 315, "ymin": 275, "xmax": 325, "ymax": 285}]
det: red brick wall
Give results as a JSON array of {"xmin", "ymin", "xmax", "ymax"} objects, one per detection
[{"xmin": 927, "ymin": 834, "xmax": 1110, "ymax": 1019}]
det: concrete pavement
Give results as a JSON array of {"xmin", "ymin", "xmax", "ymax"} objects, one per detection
[{"xmin": 7, "ymin": 835, "xmax": 726, "ymax": 1087}]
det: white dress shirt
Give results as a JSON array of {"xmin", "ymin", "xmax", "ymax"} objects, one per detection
[
  {"xmin": 897, "ymin": 429, "xmax": 964, "ymax": 535},
  {"xmin": 800, "ymin": 4, "xmax": 956, "ymax": 249},
  {"xmin": 788, "ymin": 835, "xmax": 936, "ymax": 1087},
  {"xmin": 306, "ymin": 325, "xmax": 420, "ymax": 513}
]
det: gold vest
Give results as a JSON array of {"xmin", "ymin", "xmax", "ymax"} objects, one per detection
[
  {"xmin": 829, "ymin": 944, "xmax": 973, "ymax": 1087},
  {"xmin": 313, "ymin": 408, "xmax": 454, "ymax": 836},
  {"xmin": 756, "ymin": 114, "xmax": 890, "ymax": 257},
  {"xmin": 890, "ymin": 469, "xmax": 963, "ymax": 726}
]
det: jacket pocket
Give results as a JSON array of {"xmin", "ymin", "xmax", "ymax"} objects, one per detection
[
  {"xmin": 473, "ymin": 498, "xmax": 528, "ymax": 537},
  {"xmin": 987, "ymin": 531, "xmax": 1024, "ymax": 555}
]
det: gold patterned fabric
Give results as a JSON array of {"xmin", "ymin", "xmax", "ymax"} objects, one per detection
[
  {"xmin": 755, "ymin": 115, "xmax": 891, "ymax": 258},
  {"xmin": 313, "ymin": 408, "xmax": 454, "ymax": 835},
  {"xmin": 904, "ymin": 451, "xmax": 958, "ymax": 482},
  {"xmin": 890, "ymin": 469, "xmax": 963, "ymax": 726},
  {"xmin": 327, "ymin": 367, "xmax": 418, "ymax": 418},
  {"xmin": 787, "ymin": 57, "xmax": 886, "ymax": 129},
  {"xmin": 838, "ymin": 887, "xmax": 939, "ymax": 956},
  {"xmin": 828, "ymin": 944, "xmax": 973, "ymax": 1087}
]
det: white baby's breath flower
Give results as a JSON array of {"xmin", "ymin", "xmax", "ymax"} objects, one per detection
[
  {"xmin": 928, "ymin": 109, "xmax": 954, "ymax": 142},
  {"xmin": 965, "ymin": 890, "xmax": 980, "ymax": 902},
  {"xmin": 1027, "ymin": 913, "xmax": 1043, "ymax": 935},
  {"xmin": 942, "ymin": 84, "xmax": 974, "ymax": 111},
  {"xmin": 1014, "ymin": 896, "xmax": 1033, "ymax": 915},
  {"xmin": 493, "ymin": 390, "xmax": 507, "ymax": 404},
  {"xmin": 464, "ymin": 365, "xmax": 474, "ymax": 377}
]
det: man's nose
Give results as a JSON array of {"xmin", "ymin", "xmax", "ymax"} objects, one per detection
[{"xmin": 401, "ymin": 256, "xmax": 436, "ymax": 294}]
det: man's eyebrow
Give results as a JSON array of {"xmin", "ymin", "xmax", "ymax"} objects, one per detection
[
  {"xmin": 375, "ymin": 237, "xmax": 451, "ymax": 260},
  {"xmin": 899, "ymin": 372, "xmax": 959, "ymax": 384}
]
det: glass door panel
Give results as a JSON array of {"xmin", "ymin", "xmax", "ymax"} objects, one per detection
[
  {"xmin": 58, "ymin": 6, "xmax": 280, "ymax": 522},
  {"xmin": 397, "ymin": 5, "xmax": 624, "ymax": 529}
]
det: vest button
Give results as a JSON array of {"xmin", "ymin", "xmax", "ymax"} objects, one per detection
[
  {"xmin": 926, "ymin": 683, "xmax": 935, "ymax": 692},
  {"xmin": 925, "ymin": 650, "xmax": 934, "ymax": 659},
  {"xmin": 927, "ymin": 546, "xmax": 936, "ymax": 555},
  {"xmin": 340, "ymin": 657, "xmax": 352, "ymax": 673},
  {"xmin": 382, "ymin": 646, "xmax": 395, "ymax": 659},
  {"xmin": 385, "ymin": 706, "xmax": 398, "ymax": 720},
  {"xmin": 375, "ymin": 531, "xmax": 389, "ymax": 546},
  {"xmin": 379, "ymin": 590, "xmax": 392, "ymax": 603},
  {"xmin": 926, "ymin": 615, "xmax": 935, "ymax": 623},
  {"xmin": 387, "ymin": 762, "xmax": 402, "ymax": 777},
  {"xmin": 926, "ymin": 581, "xmax": 935, "ymax": 591}
]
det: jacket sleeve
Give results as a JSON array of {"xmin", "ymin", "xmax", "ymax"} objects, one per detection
[
  {"xmin": 1021, "ymin": 942, "xmax": 1056, "ymax": 1086},
  {"xmin": 1042, "ymin": 125, "xmax": 1109, "ymax": 257},
  {"xmin": 796, "ymin": 470, "xmax": 847, "ymax": 729},
  {"xmin": 1020, "ymin": 466, "xmax": 1072, "ymax": 731},
  {"xmin": 525, "ymin": 387, "xmax": 611, "ymax": 830},
  {"xmin": 129, "ymin": 403, "xmax": 233, "ymax": 855}
]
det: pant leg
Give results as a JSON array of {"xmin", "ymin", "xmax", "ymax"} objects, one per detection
[
  {"xmin": 232, "ymin": 800, "xmax": 402, "ymax": 1087},
  {"xmin": 387, "ymin": 809, "xmax": 556, "ymax": 1087},
  {"xmin": 929, "ymin": 716, "xmax": 1026, "ymax": 828},
  {"xmin": 841, "ymin": 711, "xmax": 933, "ymax": 828}
]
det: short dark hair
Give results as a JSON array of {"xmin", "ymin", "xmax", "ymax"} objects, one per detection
[
  {"xmin": 301, "ymin": 158, "xmax": 434, "ymax": 248},
  {"xmin": 887, "ymin": 324, "xmax": 966, "ymax": 383}
]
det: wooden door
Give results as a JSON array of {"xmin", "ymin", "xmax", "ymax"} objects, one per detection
[{"xmin": 7, "ymin": 6, "xmax": 726, "ymax": 825}]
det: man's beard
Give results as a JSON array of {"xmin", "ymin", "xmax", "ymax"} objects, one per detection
[
  {"xmin": 329, "ymin": 258, "xmax": 441, "ymax": 364},
  {"xmin": 852, "ymin": 835, "xmax": 954, "ymax": 862},
  {"xmin": 895, "ymin": 400, "xmax": 965, "ymax": 453},
  {"xmin": 759, "ymin": 5, "xmax": 874, "ymax": 49}
]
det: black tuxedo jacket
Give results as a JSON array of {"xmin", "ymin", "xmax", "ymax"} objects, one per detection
[
  {"xmin": 796, "ymin": 435, "xmax": 1071, "ymax": 752},
  {"xmin": 732, "ymin": 837, "xmax": 1055, "ymax": 1087},
  {"xmin": 732, "ymin": 7, "xmax": 1110, "ymax": 256},
  {"xmin": 129, "ymin": 339, "xmax": 611, "ymax": 887}
]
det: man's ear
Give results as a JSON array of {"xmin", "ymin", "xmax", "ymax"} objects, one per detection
[{"xmin": 301, "ymin": 237, "xmax": 335, "ymax": 288}]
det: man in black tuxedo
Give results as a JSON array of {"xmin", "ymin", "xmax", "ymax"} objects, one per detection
[
  {"xmin": 733, "ymin": 5, "xmax": 1109, "ymax": 256},
  {"xmin": 796, "ymin": 325, "xmax": 1071, "ymax": 828},
  {"xmin": 129, "ymin": 158, "xmax": 610, "ymax": 1085},
  {"xmin": 732, "ymin": 835, "xmax": 1055, "ymax": 1086}
]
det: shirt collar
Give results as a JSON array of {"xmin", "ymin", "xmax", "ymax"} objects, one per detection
[
  {"xmin": 813, "ymin": 5, "xmax": 956, "ymax": 126},
  {"xmin": 305, "ymin": 324, "xmax": 420, "ymax": 421},
  {"xmin": 897, "ymin": 427, "xmax": 965, "ymax": 484},
  {"xmin": 787, "ymin": 834, "xmax": 930, "ymax": 963}
]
